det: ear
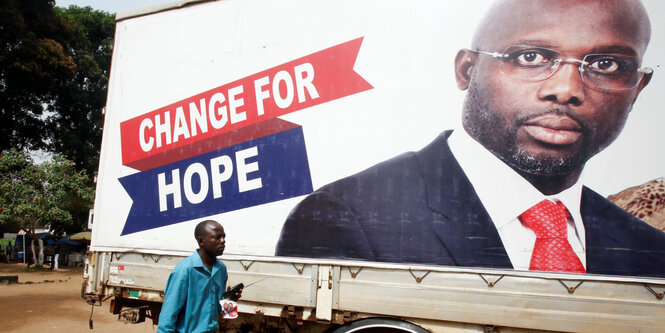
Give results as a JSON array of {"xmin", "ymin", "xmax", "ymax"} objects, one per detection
[
  {"xmin": 630, "ymin": 70, "xmax": 652, "ymax": 107},
  {"xmin": 455, "ymin": 49, "xmax": 478, "ymax": 90}
]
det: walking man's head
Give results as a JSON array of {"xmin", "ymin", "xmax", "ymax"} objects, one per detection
[
  {"xmin": 455, "ymin": 0, "xmax": 653, "ymax": 194},
  {"xmin": 195, "ymin": 220, "xmax": 226, "ymax": 257}
]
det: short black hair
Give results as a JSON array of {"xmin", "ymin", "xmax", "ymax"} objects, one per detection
[{"xmin": 194, "ymin": 220, "xmax": 219, "ymax": 240}]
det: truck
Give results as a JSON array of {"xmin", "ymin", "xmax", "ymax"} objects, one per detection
[{"xmin": 84, "ymin": 0, "xmax": 665, "ymax": 331}]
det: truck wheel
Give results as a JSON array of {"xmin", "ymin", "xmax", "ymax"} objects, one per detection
[{"xmin": 331, "ymin": 318, "xmax": 430, "ymax": 333}]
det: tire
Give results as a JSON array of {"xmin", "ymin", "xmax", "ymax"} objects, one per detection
[{"xmin": 331, "ymin": 318, "xmax": 430, "ymax": 333}]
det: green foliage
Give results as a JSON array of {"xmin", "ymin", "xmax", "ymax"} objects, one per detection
[
  {"xmin": 47, "ymin": 5, "xmax": 115, "ymax": 172},
  {"xmin": 0, "ymin": 0, "xmax": 76, "ymax": 151},
  {"xmin": 0, "ymin": 149, "xmax": 94, "ymax": 236},
  {"xmin": 0, "ymin": 1, "xmax": 114, "ymax": 172}
]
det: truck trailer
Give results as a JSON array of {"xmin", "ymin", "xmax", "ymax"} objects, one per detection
[{"xmin": 84, "ymin": 0, "xmax": 665, "ymax": 331}]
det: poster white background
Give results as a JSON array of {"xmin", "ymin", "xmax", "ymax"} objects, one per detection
[{"xmin": 92, "ymin": 0, "xmax": 665, "ymax": 257}]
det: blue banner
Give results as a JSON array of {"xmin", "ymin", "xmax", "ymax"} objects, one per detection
[{"xmin": 119, "ymin": 126, "xmax": 313, "ymax": 235}]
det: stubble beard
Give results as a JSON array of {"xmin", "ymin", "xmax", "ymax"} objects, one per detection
[{"xmin": 462, "ymin": 83, "xmax": 589, "ymax": 178}]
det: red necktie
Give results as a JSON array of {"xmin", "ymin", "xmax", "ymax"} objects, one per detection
[{"xmin": 519, "ymin": 199, "xmax": 585, "ymax": 273}]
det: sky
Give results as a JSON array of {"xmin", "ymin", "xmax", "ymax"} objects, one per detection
[{"xmin": 55, "ymin": 0, "xmax": 176, "ymax": 14}]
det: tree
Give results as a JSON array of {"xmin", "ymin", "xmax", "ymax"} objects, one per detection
[
  {"xmin": 47, "ymin": 5, "xmax": 115, "ymax": 172},
  {"xmin": 0, "ymin": 0, "xmax": 77, "ymax": 151},
  {"xmin": 0, "ymin": 149, "xmax": 94, "ymax": 266},
  {"xmin": 0, "ymin": 1, "xmax": 114, "ymax": 172}
]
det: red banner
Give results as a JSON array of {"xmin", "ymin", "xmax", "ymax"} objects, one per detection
[{"xmin": 120, "ymin": 37, "xmax": 372, "ymax": 171}]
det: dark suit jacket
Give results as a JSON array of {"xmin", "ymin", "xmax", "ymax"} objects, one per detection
[{"xmin": 276, "ymin": 131, "xmax": 665, "ymax": 278}]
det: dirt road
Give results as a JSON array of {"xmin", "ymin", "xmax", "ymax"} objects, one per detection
[{"xmin": 0, "ymin": 263, "xmax": 155, "ymax": 333}]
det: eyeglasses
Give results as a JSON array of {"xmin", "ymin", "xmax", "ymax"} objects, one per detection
[{"xmin": 471, "ymin": 45, "xmax": 653, "ymax": 91}]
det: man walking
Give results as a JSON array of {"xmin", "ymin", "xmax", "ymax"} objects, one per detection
[{"xmin": 158, "ymin": 220, "xmax": 240, "ymax": 333}]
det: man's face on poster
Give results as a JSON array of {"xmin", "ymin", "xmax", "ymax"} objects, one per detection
[{"xmin": 457, "ymin": 0, "xmax": 652, "ymax": 180}]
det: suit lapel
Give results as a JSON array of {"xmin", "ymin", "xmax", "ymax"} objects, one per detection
[
  {"xmin": 581, "ymin": 187, "xmax": 609, "ymax": 273},
  {"xmin": 417, "ymin": 131, "xmax": 513, "ymax": 269},
  {"xmin": 581, "ymin": 187, "xmax": 639, "ymax": 275}
]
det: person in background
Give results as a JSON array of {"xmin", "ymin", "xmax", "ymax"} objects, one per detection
[
  {"xmin": 51, "ymin": 243, "xmax": 60, "ymax": 270},
  {"xmin": 4, "ymin": 241, "xmax": 12, "ymax": 263}
]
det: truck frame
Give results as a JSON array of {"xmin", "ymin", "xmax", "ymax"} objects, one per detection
[{"xmin": 84, "ymin": 249, "xmax": 665, "ymax": 332}]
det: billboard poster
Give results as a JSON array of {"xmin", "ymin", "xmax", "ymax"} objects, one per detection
[{"xmin": 93, "ymin": 0, "xmax": 665, "ymax": 279}]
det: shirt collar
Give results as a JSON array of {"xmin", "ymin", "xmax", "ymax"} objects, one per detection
[
  {"xmin": 448, "ymin": 128, "xmax": 584, "ymax": 230},
  {"xmin": 191, "ymin": 250, "xmax": 221, "ymax": 274}
]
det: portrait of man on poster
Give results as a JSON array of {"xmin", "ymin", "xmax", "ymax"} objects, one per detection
[{"xmin": 276, "ymin": 0, "xmax": 665, "ymax": 278}]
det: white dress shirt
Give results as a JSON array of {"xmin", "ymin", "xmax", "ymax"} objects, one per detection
[{"xmin": 448, "ymin": 129, "xmax": 586, "ymax": 270}]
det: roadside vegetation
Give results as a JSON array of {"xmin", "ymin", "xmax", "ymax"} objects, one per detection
[{"xmin": 0, "ymin": 0, "xmax": 114, "ymax": 259}]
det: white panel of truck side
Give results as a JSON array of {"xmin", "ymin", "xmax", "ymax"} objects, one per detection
[
  {"xmin": 93, "ymin": 0, "xmax": 665, "ymax": 257},
  {"xmin": 96, "ymin": 0, "xmax": 473, "ymax": 255}
]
